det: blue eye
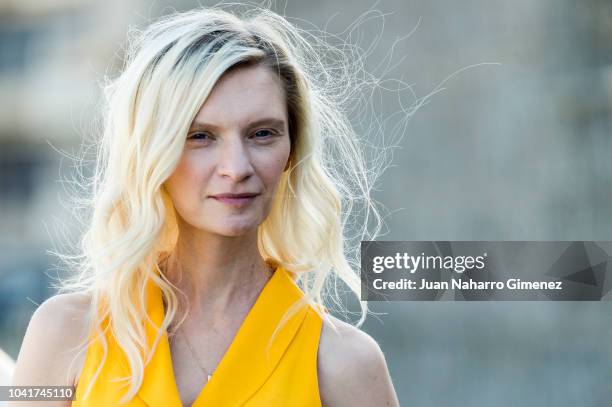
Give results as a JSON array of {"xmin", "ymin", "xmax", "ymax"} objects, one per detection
[
  {"xmin": 253, "ymin": 129, "xmax": 274, "ymax": 139},
  {"xmin": 188, "ymin": 132, "xmax": 211, "ymax": 141}
]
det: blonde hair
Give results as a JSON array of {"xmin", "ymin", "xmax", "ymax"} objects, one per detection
[{"xmin": 51, "ymin": 4, "xmax": 409, "ymax": 404}]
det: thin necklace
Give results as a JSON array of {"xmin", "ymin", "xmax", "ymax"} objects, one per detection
[
  {"xmin": 178, "ymin": 325, "xmax": 213, "ymax": 382},
  {"xmin": 162, "ymin": 257, "xmax": 275, "ymax": 383}
]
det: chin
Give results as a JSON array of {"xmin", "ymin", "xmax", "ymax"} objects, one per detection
[{"xmin": 213, "ymin": 220, "xmax": 260, "ymax": 237}]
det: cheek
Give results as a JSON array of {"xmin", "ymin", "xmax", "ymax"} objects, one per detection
[
  {"xmin": 165, "ymin": 155, "xmax": 207, "ymax": 199},
  {"xmin": 258, "ymin": 144, "xmax": 290, "ymax": 184}
]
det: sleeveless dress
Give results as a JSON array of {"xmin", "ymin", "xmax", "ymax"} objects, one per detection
[{"xmin": 71, "ymin": 266, "xmax": 324, "ymax": 406}]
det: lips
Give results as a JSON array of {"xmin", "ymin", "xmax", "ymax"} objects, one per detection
[
  {"xmin": 209, "ymin": 192, "xmax": 259, "ymax": 208},
  {"xmin": 210, "ymin": 193, "xmax": 259, "ymax": 199}
]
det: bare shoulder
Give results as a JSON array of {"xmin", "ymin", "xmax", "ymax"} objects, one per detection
[
  {"xmin": 317, "ymin": 313, "xmax": 400, "ymax": 407},
  {"xmin": 11, "ymin": 292, "xmax": 92, "ymax": 399}
]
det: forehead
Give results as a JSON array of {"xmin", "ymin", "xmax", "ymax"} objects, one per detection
[{"xmin": 191, "ymin": 64, "xmax": 287, "ymax": 129}]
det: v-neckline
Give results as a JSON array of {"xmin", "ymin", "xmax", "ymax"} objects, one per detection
[
  {"xmin": 136, "ymin": 265, "xmax": 312, "ymax": 407},
  {"xmin": 166, "ymin": 267, "xmax": 277, "ymax": 407}
]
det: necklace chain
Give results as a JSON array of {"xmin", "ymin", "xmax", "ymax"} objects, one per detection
[
  {"xmin": 178, "ymin": 325, "xmax": 213, "ymax": 382},
  {"xmin": 161, "ymin": 255, "xmax": 276, "ymax": 384}
]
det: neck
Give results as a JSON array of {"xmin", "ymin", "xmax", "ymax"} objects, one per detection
[{"xmin": 160, "ymin": 229, "xmax": 274, "ymax": 324}]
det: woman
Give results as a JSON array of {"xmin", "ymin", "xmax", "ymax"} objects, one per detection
[{"xmin": 11, "ymin": 6, "xmax": 399, "ymax": 407}]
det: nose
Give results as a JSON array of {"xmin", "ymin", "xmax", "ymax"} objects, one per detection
[{"xmin": 216, "ymin": 136, "xmax": 254, "ymax": 181}]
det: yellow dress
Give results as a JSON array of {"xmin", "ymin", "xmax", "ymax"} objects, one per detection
[{"xmin": 72, "ymin": 266, "xmax": 324, "ymax": 406}]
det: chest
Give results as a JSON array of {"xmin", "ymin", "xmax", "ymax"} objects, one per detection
[{"xmin": 168, "ymin": 321, "xmax": 243, "ymax": 406}]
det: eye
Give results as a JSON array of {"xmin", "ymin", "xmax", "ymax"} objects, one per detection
[
  {"xmin": 252, "ymin": 129, "xmax": 275, "ymax": 139},
  {"xmin": 188, "ymin": 132, "xmax": 212, "ymax": 141}
]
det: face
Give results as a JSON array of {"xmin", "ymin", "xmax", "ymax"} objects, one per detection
[{"xmin": 163, "ymin": 63, "xmax": 291, "ymax": 237}]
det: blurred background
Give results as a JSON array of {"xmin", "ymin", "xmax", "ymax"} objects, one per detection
[{"xmin": 1, "ymin": 0, "xmax": 611, "ymax": 405}]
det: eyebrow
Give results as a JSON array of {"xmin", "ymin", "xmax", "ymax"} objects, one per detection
[{"xmin": 189, "ymin": 117, "xmax": 287, "ymax": 131}]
